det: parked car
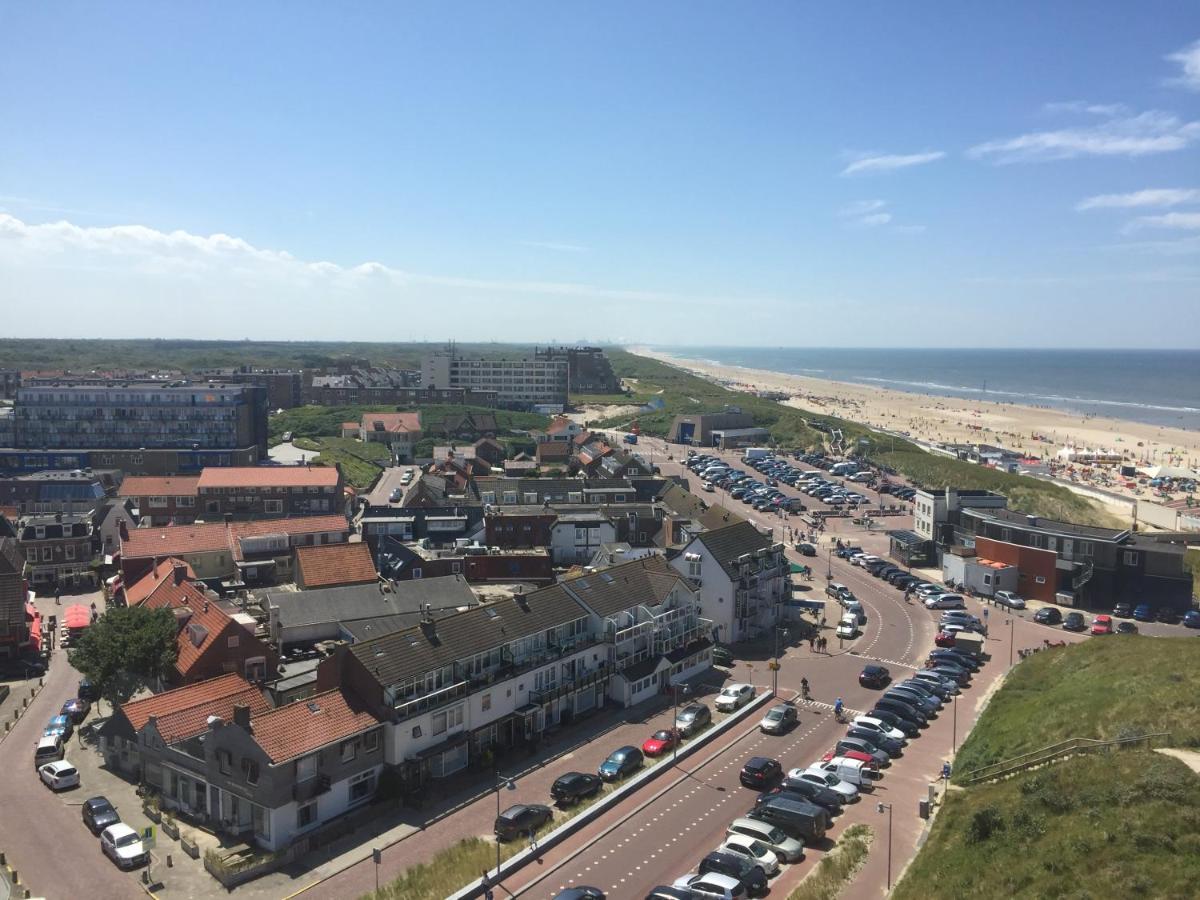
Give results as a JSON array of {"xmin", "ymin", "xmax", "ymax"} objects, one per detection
[
  {"xmin": 1133, "ymin": 603, "xmax": 1154, "ymax": 622},
  {"xmin": 712, "ymin": 646, "xmax": 735, "ymax": 667},
  {"xmin": 698, "ymin": 851, "xmax": 768, "ymax": 896},
  {"xmin": 835, "ymin": 619, "xmax": 858, "ymax": 640},
  {"xmin": 834, "ymin": 737, "xmax": 891, "ymax": 766},
  {"xmin": 550, "ymin": 772, "xmax": 602, "ymax": 806},
  {"xmin": 927, "ymin": 648, "xmax": 979, "ymax": 671},
  {"xmin": 672, "ymin": 872, "xmax": 746, "ymax": 900},
  {"xmin": 100, "ymin": 823, "xmax": 148, "ymax": 870},
  {"xmin": 718, "ymin": 835, "xmax": 781, "ymax": 877},
  {"xmin": 725, "ymin": 818, "xmax": 805, "ymax": 863},
  {"xmin": 1157, "ymin": 608, "xmax": 1183, "ymax": 625},
  {"xmin": 740, "ymin": 756, "xmax": 783, "ymax": 789},
  {"xmin": 866, "ymin": 708, "xmax": 920, "ymax": 737},
  {"xmin": 933, "ymin": 630, "xmax": 959, "ymax": 648},
  {"xmin": 1090, "ymin": 614, "xmax": 1114, "ymax": 635},
  {"xmin": 646, "ymin": 887, "xmax": 696, "ymax": 900},
  {"xmin": 815, "ymin": 757, "xmax": 878, "ymax": 788},
  {"xmin": 1112, "ymin": 602, "xmax": 1133, "ymax": 618},
  {"xmin": 43, "ymin": 715, "xmax": 74, "ymax": 741},
  {"xmin": 774, "ymin": 778, "xmax": 845, "ymax": 813},
  {"xmin": 795, "ymin": 542, "xmax": 817, "ymax": 557},
  {"xmin": 759, "ymin": 704, "xmax": 798, "ymax": 734},
  {"xmin": 1034, "ymin": 607, "xmax": 1063, "ymax": 625},
  {"xmin": 747, "ymin": 796, "xmax": 829, "ymax": 842},
  {"xmin": 1062, "ymin": 612, "xmax": 1087, "ymax": 632},
  {"xmin": 642, "ymin": 729, "xmax": 680, "ymax": 757},
  {"xmin": 1116, "ymin": 621, "xmax": 1139, "ymax": 635},
  {"xmin": 676, "ymin": 703, "xmax": 712, "ymax": 736},
  {"xmin": 789, "ymin": 767, "xmax": 859, "ymax": 801},
  {"xmin": 993, "ymin": 591, "xmax": 1026, "ymax": 610},
  {"xmin": 871, "ymin": 697, "xmax": 927, "ymax": 727},
  {"xmin": 850, "ymin": 716, "xmax": 906, "ymax": 742},
  {"xmin": 494, "ymin": 803, "xmax": 553, "ymax": 841},
  {"xmin": 553, "ymin": 889, "xmax": 606, "ymax": 900},
  {"xmin": 82, "ymin": 796, "xmax": 120, "ymax": 835},
  {"xmin": 598, "ymin": 746, "xmax": 644, "ymax": 781},
  {"xmin": 715, "ymin": 683, "xmax": 756, "ymax": 712},
  {"xmin": 924, "ymin": 593, "xmax": 966, "ymax": 610},
  {"xmin": 1183, "ymin": 610, "xmax": 1200, "ymax": 629},
  {"xmin": 60, "ymin": 698, "xmax": 90, "ymax": 724},
  {"xmin": 845, "ymin": 728, "xmax": 904, "ymax": 757},
  {"xmin": 38, "ymin": 760, "xmax": 79, "ymax": 791},
  {"xmin": 883, "ymin": 688, "xmax": 939, "ymax": 717}
]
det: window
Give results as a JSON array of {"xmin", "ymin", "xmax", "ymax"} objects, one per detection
[
  {"xmin": 340, "ymin": 739, "xmax": 356, "ymax": 763},
  {"xmin": 64, "ymin": 544, "xmax": 75, "ymax": 560},
  {"xmin": 1123, "ymin": 550, "xmax": 1139, "ymax": 566},
  {"xmin": 148, "ymin": 496, "xmax": 168, "ymax": 508},
  {"xmin": 451, "ymin": 561, "xmax": 462, "ymax": 574},
  {"xmin": 363, "ymin": 730, "xmax": 380, "ymax": 752},
  {"xmin": 688, "ymin": 559, "xmax": 701, "ymax": 578},
  {"xmin": 296, "ymin": 801, "xmax": 317, "ymax": 829},
  {"xmin": 264, "ymin": 499, "xmax": 283, "ymax": 514},
  {"xmin": 412, "ymin": 568, "xmax": 422, "ymax": 579},
  {"xmin": 227, "ymin": 635, "xmax": 240, "ymax": 649},
  {"xmin": 431, "ymin": 704, "xmax": 464, "ymax": 736},
  {"xmin": 242, "ymin": 759, "xmax": 259, "ymax": 785},
  {"xmin": 1035, "ymin": 576, "xmax": 1046, "ymax": 584},
  {"xmin": 177, "ymin": 496, "xmax": 195, "ymax": 508},
  {"xmin": 217, "ymin": 749, "xmax": 232, "ymax": 775},
  {"xmin": 42, "ymin": 547, "xmax": 53, "ymax": 562},
  {"xmin": 482, "ymin": 492, "xmax": 496, "ymax": 504},
  {"xmin": 411, "ymin": 725, "xmax": 422, "ymax": 738},
  {"xmin": 348, "ymin": 769, "xmax": 376, "ymax": 804},
  {"xmin": 481, "ymin": 693, "xmax": 491, "ymax": 712}
]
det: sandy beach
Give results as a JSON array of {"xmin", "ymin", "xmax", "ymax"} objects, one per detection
[{"xmin": 629, "ymin": 347, "xmax": 1200, "ymax": 510}]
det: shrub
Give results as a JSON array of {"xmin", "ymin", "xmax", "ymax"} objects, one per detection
[{"xmin": 966, "ymin": 806, "xmax": 1005, "ymax": 844}]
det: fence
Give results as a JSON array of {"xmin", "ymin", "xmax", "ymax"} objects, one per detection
[{"xmin": 958, "ymin": 732, "xmax": 1172, "ymax": 786}]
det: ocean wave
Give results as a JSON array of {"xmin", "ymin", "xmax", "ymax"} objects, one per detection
[{"xmin": 858, "ymin": 377, "xmax": 1200, "ymax": 414}]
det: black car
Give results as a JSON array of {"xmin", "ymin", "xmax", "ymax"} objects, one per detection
[
  {"xmin": 845, "ymin": 727, "xmax": 904, "ymax": 757},
  {"xmin": 712, "ymin": 645, "xmax": 735, "ymax": 668},
  {"xmin": 494, "ymin": 803, "xmax": 553, "ymax": 841},
  {"xmin": 1116, "ymin": 621, "xmax": 1138, "ymax": 635},
  {"xmin": 1112, "ymin": 602, "xmax": 1133, "ymax": 618},
  {"xmin": 1034, "ymin": 606, "xmax": 1063, "ymax": 625},
  {"xmin": 82, "ymin": 796, "xmax": 120, "ymax": 835},
  {"xmin": 553, "ymin": 889, "xmax": 606, "ymax": 900},
  {"xmin": 859, "ymin": 664, "xmax": 891, "ymax": 689},
  {"xmin": 551, "ymin": 772, "xmax": 603, "ymax": 806},
  {"xmin": 1062, "ymin": 612, "xmax": 1087, "ymax": 632},
  {"xmin": 873, "ymin": 697, "xmax": 928, "ymax": 726},
  {"xmin": 867, "ymin": 708, "xmax": 920, "ymax": 737},
  {"xmin": 774, "ymin": 779, "xmax": 845, "ymax": 813},
  {"xmin": 740, "ymin": 756, "xmax": 783, "ymax": 788},
  {"xmin": 699, "ymin": 851, "xmax": 768, "ymax": 897},
  {"xmin": 926, "ymin": 649, "xmax": 979, "ymax": 672},
  {"xmin": 836, "ymin": 545, "xmax": 863, "ymax": 559},
  {"xmin": 885, "ymin": 570, "xmax": 910, "ymax": 584},
  {"xmin": 1156, "ymin": 608, "xmax": 1183, "ymax": 625},
  {"xmin": 834, "ymin": 737, "xmax": 891, "ymax": 766},
  {"xmin": 893, "ymin": 575, "xmax": 918, "ymax": 591},
  {"xmin": 598, "ymin": 746, "xmax": 644, "ymax": 781},
  {"xmin": 77, "ymin": 679, "xmax": 101, "ymax": 702}
]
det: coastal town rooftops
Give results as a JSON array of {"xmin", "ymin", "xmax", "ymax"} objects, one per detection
[
  {"xmin": 966, "ymin": 506, "xmax": 1129, "ymax": 541},
  {"xmin": 295, "ymin": 542, "xmax": 377, "ymax": 588},
  {"xmin": 118, "ymin": 475, "xmax": 200, "ymax": 498},
  {"xmin": 269, "ymin": 575, "xmax": 477, "ymax": 631},
  {"xmin": 694, "ymin": 520, "xmax": 776, "ymax": 579},
  {"xmin": 122, "ymin": 515, "xmax": 349, "ymax": 561},
  {"xmin": 118, "ymin": 673, "xmax": 270, "ymax": 743},
  {"xmin": 197, "ymin": 466, "xmax": 339, "ymax": 489},
  {"xmin": 349, "ymin": 583, "xmax": 589, "ymax": 687},
  {"xmin": 248, "ymin": 688, "xmax": 380, "ymax": 765},
  {"xmin": 124, "ymin": 558, "xmax": 196, "ymax": 606},
  {"xmin": 561, "ymin": 554, "xmax": 687, "ymax": 619}
]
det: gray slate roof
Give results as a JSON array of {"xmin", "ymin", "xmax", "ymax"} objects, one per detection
[
  {"xmin": 269, "ymin": 575, "xmax": 477, "ymax": 630},
  {"xmin": 695, "ymin": 521, "xmax": 774, "ymax": 580},
  {"xmin": 560, "ymin": 554, "xmax": 688, "ymax": 619}
]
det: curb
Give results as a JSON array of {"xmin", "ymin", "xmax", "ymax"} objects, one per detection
[{"xmin": 446, "ymin": 690, "xmax": 780, "ymax": 900}]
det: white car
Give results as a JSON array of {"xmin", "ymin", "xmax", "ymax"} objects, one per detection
[
  {"xmin": 924, "ymin": 593, "xmax": 965, "ymax": 610},
  {"xmin": 994, "ymin": 590, "xmax": 1026, "ymax": 609},
  {"xmin": 939, "ymin": 622, "xmax": 981, "ymax": 637},
  {"xmin": 726, "ymin": 817, "xmax": 805, "ymax": 863},
  {"xmin": 715, "ymin": 683, "xmax": 755, "ymax": 712},
  {"xmin": 854, "ymin": 555, "xmax": 882, "ymax": 568},
  {"xmin": 38, "ymin": 760, "xmax": 79, "ymax": 791},
  {"xmin": 100, "ymin": 823, "xmax": 148, "ymax": 869},
  {"xmin": 702, "ymin": 482, "xmax": 716, "ymax": 493},
  {"xmin": 718, "ymin": 834, "xmax": 780, "ymax": 876},
  {"xmin": 673, "ymin": 871, "xmax": 743, "ymax": 899},
  {"xmin": 851, "ymin": 716, "xmax": 907, "ymax": 743},
  {"xmin": 788, "ymin": 766, "xmax": 860, "ymax": 801},
  {"xmin": 915, "ymin": 583, "xmax": 945, "ymax": 598},
  {"xmin": 836, "ymin": 621, "xmax": 857, "ymax": 639}
]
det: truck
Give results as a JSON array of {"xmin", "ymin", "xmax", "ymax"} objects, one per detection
[
  {"xmin": 951, "ymin": 632, "xmax": 985, "ymax": 658},
  {"xmin": 742, "ymin": 447, "xmax": 771, "ymax": 461},
  {"xmin": 623, "ymin": 433, "xmax": 638, "ymax": 445}
]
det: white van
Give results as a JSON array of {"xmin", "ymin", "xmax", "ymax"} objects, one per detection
[
  {"xmin": 843, "ymin": 600, "xmax": 866, "ymax": 624},
  {"xmin": 35, "ymin": 734, "xmax": 64, "ymax": 768},
  {"xmin": 817, "ymin": 757, "xmax": 878, "ymax": 787}
]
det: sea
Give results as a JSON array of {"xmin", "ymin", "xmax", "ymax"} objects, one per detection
[{"xmin": 651, "ymin": 347, "xmax": 1200, "ymax": 432}]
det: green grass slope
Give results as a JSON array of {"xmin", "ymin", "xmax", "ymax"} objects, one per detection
[{"xmin": 895, "ymin": 636, "xmax": 1200, "ymax": 900}]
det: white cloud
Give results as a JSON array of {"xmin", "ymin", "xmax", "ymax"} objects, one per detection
[
  {"xmin": 840, "ymin": 151, "xmax": 945, "ymax": 176},
  {"xmin": 1042, "ymin": 101, "xmax": 1129, "ymax": 117},
  {"xmin": 1077, "ymin": 188, "xmax": 1200, "ymax": 211},
  {"xmin": 519, "ymin": 240, "xmax": 588, "ymax": 253},
  {"xmin": 1122, "ymin": 212, "xmax": 1200, "ymax": 234},
  {"xmin": 892, "ymin": 224, "xmax": 927, "ymax": 235},
  {"xmin": 967, "ymin": 109, "xmax": 1200, "ymax": 163},
  {"xmin": 1165, "ymin": 39, "xmax": 1200, "ymax": 91},
  {"xmin": 838, "ymin": 200, "xmax": 892, "ymax": 227}
]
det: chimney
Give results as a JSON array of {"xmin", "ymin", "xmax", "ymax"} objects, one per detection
[
  {"xmin": 232, "ymin": 703, "xmax": 251, "ymax": 730},
  {"xmin": 203, "ymin": 599, "xmax": 209, "ymax": 613},
  {"xmin": 172, "ymin": 562, "xmax": 188, "ymax": 585},
  {"xmin": 119, "ymin": 519, "xmax": 130, "ymax": 541},
  {"xmin": 1025, "ymin": 515, "xmax": 1038, "ymax": 527}
]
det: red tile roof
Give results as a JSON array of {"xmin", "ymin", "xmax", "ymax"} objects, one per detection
[
  {"xmin": 250, "ymin": 689, "xmax": 380, "ymax": 764},
  {"xmin": 124, "ymin": 558, "xmax": 196, "ymax": 607},
  {"xmin": 118, "ymin": 475, "xmax": 200, "ymax": 498},
  {"xmin": 122, "ymin": 516, "xmax": 350, "ymax": 561},
  {"xmin": 295, "ymin": 542, "xmax": 377, "ymax": 588},
  {"xmin": 119, "ymin": 673, "xmax": 270, "ymax": 743},
  {"xmin": 362, "ymin": 412, "xmax": 421, "ymax": 434},
  {"xmin": 140, "ymin": 578, "xmax": 245, "ymax": 680},
  {"xmin": 341, "ymin": 421, "xmax": 359, "ymax": 429},
  {"xmin": 197, "ymin": 466, "xmax": 339, "ymax": 489}
]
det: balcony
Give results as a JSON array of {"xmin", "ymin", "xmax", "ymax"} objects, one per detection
[
  {"xmin": 529, "ymin": 666, "xmax": 610, "ymax": 706},
  {"xmin": 293, "ymin": 773, "xmax": 331, "ymax": 802},
  {"xmin": 393, "ymin": 679, "xmax": 471, "ymax": 722}
]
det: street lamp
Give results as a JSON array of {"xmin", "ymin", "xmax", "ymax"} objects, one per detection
[
  {"xmin": 951, "ymin": 693, "xmax": 958, "ymax": 754},
  {"xmin": 877, "ymin": 801, "xmax": 894, "ymax": 891},
  {"xmin": 672, "ymin": 681, "xmax": 692, "ymax": 765},
  {"xmin": 826, "ymin": 545, "xmax": 833, "ymax": 580},
  {"xmin": 772, "ymin": 625, "xmax": 789, "ymax": 697},
  {"xmin": 1008, "ymin": 617, "xmax": 1014, "ymax": 667},
  {"xmin": 493, "ymin": 770, "xmax": 517, "ymax": 878}
]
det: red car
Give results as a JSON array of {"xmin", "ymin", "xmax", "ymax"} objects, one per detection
[
  {"xmin": 641, "ymin": 729, "xmax": 679, "ymax": 756},
  {"xmin": 1090, "ymin": 614, "xmax": 1113, "ymax": 635},
  {"xmin": 821, "ymin": 747, "xmax": 878, "ymax": 768},
  {"xmin": 934, "ymin": 631, "xmax": 957, "ymax": 648}
]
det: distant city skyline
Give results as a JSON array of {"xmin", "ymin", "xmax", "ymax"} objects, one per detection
[{"xmin": 1, "ymin": 3, "xmax": 1198, "ymax": 347}]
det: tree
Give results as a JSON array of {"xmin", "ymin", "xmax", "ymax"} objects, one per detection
[{"xmin": 69, "ymin": 606, "xmax": 178, "ymax": 711}]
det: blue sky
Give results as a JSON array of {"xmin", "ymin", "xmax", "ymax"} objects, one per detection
[{"xmin": 1, "ymin": 2, "xmax": 1198, "ymax": 346}]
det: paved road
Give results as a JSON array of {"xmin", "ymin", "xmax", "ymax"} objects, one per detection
[
  {"xmin": 0, "ymin": 644, "xmax": 137, "ymax": 899},
  {"xmin": 268, "ymin": 441, "xmax": 311, "ymax": 464}
]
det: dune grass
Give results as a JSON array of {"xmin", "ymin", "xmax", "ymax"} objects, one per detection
[{"xmin": 787, "ymin": 823, "xmax": 872, "ymax": 900}]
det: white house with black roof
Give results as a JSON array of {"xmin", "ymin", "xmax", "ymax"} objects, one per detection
[{"xmin": 670, "ymin": 520, "xmax": 788, "ymax": 643}]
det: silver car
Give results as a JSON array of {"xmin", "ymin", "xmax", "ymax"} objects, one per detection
[{"xmin": 994, "ymin": 590, "xmax": 1026, "ymax": 609}]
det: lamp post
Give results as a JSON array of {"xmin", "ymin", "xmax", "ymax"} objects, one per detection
[
  {"xmin": 951, "ymin": 693, "xmax": 958, "ymax": 754},
  {"xmin": 493, "ymin": 770, "xmax": 516, "ymax": 879},
  {"xmin": 877, "ymin": 801, "xmax": 894, "ymax": 891},
  {"xmin": 771, "ymin": 625, "xmax": 789, "ymax": 697},
  {"xmin": 672, "ymin": 682, "xmax": 691, "ymax": 765},
  {"xmin": 1008, "ymin": 617, "xmax": 1014, "ymax": 667},
  {"xmin": 826, "ymin": 545, "xmax": 833, "ymax": 580}
]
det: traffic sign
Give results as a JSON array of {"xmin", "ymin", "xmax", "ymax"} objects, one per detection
[
  {"xmin": 941, "ymin": 762, "xmax": 952, "ymax": 780},
  {"xmin": 141, "ymin": 825, "xmax": 156, "ymax": 849}
]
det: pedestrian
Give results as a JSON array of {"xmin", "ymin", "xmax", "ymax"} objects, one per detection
[
  {"xmin": 54, "ymin": 584, "xmax": 61, "ymax": 606},
  {"xmin": 529, "ymin": 828, "xmax": 538, "ymax": 851},
  {"xmin": 809, "ymin": 636, "xmax": 815, "ymax": 651}
]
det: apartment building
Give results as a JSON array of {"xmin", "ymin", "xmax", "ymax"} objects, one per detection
[
  {"xmin": 118, "ymin": 475, "xmax": 201, "ymax": 525},
  {"xmin": 0, "ymin": 470, "xmax": 107, "ymax": 517},
  {"xmin": 421, "ymin": 347, "xmax": 568, "ymax": 407},
  {"xmin": 196, "ymin": 466, "xmax": 344, "ymax": 519},
  {"xmin": 16, "ymin": 512, "xmax": 96, "ymax": 590},
  {"xmin": 671, "ymin": 521, "xmax": 788, "ymax": 643}
]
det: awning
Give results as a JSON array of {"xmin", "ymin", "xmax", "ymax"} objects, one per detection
[{"xmin": 64, "ymin": 605, "xmax": 91, "ymax": 630}]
